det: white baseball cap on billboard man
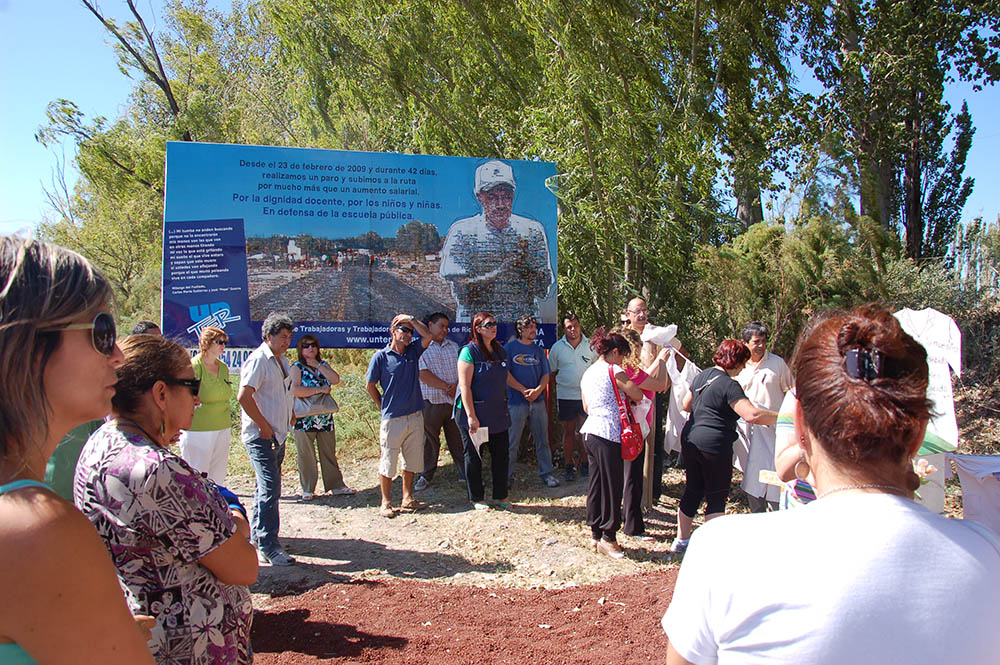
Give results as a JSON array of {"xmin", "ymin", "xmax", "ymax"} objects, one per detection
[{"xmin": 475, "ymin": 160, "xmax": 516, "ymax": 193}]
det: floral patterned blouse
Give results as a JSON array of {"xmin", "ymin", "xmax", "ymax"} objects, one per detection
[
  {"xmin": 73, "ymin": 421, "xmax": 253, "ymax": 665},
  {"xmin": 292, "ymin": 361, "xmax": 335, "ymax": 432}
]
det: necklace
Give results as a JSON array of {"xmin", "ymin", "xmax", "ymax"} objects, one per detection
[
  {"xmin": 818, "ymin": 483, "xmax": 907, "ymax": 499},
  {"xmin": 115, "ymin": 418, "xmax": 164, "ymax": 447}
]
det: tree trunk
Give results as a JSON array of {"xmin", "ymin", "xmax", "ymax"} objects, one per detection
[
  {"xmin": 736, "ymin": 181, "xmax": 764, "ymax": 229},
  {"xmin": 903, "ymin": 91, "xmax": 923, "ymax": 258}
]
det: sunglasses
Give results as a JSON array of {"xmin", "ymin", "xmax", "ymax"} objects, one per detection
[
  {"xmin": 165, "ymin": 377, "xmax": 201, "ymax": 397},
  {"xmin": 395, "ymin": 327, "xmax": 414, "ymax": 335},
  {"xmin": 477, "ymin": 321, "xmax": 497, "ymax": 329},
  {"xmin": 43, "ymin": 311, "xmax": 117, "ymax": 357},
  {"xmin": 214, "ymin": 339, "xmax": 228, "ymax": 347},
  {"xmin": 301, "ymin": 341, "xmax": 318, "ymax": 348}
]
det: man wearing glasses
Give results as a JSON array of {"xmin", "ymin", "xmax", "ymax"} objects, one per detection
[
  {"xmin": 238, "ymin": 312, "xmax": 296, "ymax": 566},
  {"xmin": 438, "ymin": 160, "xmax": 554, "ymax": 321},
  {"xmin": 625, "ymin": 297, "xmax": 681, "ymax": 507},
  {"xmin": 366, "ymin": 313, "xmax": 434, "ymax": 518}
]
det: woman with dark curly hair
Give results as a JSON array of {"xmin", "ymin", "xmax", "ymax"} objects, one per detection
[
  {"xmin": 75, "ymin": 335, "xmax": 257, "ymax": 665},
  {"xmin": 671, "ymin": 339, "xmax": 776, "ymax": 554},
  {"xmin": 579, "ymin": 329, "xmax": 645, "ymax": 558},
  {"xmin": 662, "ymin": 306, "xmax": 1000, "ymax": 664}
]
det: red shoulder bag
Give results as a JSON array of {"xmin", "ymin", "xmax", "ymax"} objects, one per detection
[{"xmin": 609, "ymin": 366, "xmax": 644, "ymax": 461}]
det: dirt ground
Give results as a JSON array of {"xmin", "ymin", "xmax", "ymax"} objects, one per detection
[
  {"xmin": 229, "ymin": 459, "xmax": 686, "ymax": 664},
  {"xmin": 231, "ymin": 442, "xmax": 976, "ymax": 664}
]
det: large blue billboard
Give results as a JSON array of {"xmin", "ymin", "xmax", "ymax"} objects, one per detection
[{"xmin": 162, "ymin": 142, "xmax": 558, "ymax": 348}]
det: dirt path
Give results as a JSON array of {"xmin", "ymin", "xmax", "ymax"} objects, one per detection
[
  {"xmin": 228, "ymin": 464, "xmax": 686, "ymax": 600},
  {"xmin": 229, "ymin": 462, "xmax": 685, "ymax": 663}
]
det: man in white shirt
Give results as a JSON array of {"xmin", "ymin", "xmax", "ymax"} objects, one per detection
[
  {"xmin": 415, "ymin": 312, "xmax": 465, "ymax": 490},
  {"xmin": 238, "ymin": 312, "xmax": 296, "ymax": 566},
  {"xmin": 548, "ymin": 312, "xmax": 595, "ymax": 481},
  {"xmin": 735, "ymin": 321, "xmax": 793, "ymax": 512}
]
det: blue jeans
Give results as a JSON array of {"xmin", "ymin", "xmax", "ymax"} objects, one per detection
[
  {"xmin": 508, "ymin": 401, "xmax": 555, "ymax": 480},
  {"xmin": 244, "ymin": 435, "xmax": 285, "ymax": 556}
]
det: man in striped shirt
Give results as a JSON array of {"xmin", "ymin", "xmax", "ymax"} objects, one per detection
[{"xmin": 414, "ymin": 313, "xmax": 465, "ymax": 490}]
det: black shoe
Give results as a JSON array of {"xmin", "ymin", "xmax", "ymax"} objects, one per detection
[
  {"xmin": 563, "ymin": 465, "xmax": 576, "ymax": 482},
  {"xmin": 579, "ymin": 462, "xmax": 590, "ymax": 478}
]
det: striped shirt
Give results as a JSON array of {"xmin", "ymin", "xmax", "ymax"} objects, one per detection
[{"xmin": 418, "ymin": 338, "xmax": 460, "ymax": 404}]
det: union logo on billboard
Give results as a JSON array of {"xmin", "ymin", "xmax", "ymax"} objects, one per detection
[{"xmin": 187, "ymin": 302, "xmax": 242, "ymax": 336}]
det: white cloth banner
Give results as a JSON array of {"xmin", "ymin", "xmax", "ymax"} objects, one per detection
[
  {"xmin": 664, "ymin": 351, "xmax": 698, "ymax": 453},
  {"xmin": 893, "ymin": 307, "xmax": 961, "ymax": 454},
  {"xmin": 950, "ymin": 454, "xmax": 1000, "ymax": 536}
]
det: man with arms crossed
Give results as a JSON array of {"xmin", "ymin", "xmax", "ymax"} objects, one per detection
[
  {"xmin": 414, "ymin": 312, "xmax": 465, "ymax": 491},
  {"xmin": 366, "ymin": 313, "xmax": 433, "ymax": 517},
  {"xmin": 548, "ymin": 312, "xmax": 594, "ymax": 482},
  {"xmin": 238, "ymin": 312, "xmax": 296, "ymax": 566},
  {"xmin": 505, "ymin": 314, "xmax": 560, "ymax": 488},
  {"xmin": 736, "ymin": 321, "xmax": 793, "ymax": 512}
]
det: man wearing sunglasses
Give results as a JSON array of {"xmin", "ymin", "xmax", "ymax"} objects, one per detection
[
  {"xmin": 366, "ymin": 313, "xmax": 433, "ymax": 518},
  {"xmin": 238, "ymin": 312, "xmax": 296, "ymax": 566}
]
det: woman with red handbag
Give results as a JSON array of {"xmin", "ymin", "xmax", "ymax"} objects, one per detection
[
  {"xmin": 671, "ymin": 340, "xmax": 776, "ymax": 555},
  {"xmin": 579, "ymin": 330, "xmax": 645, "ymax": 558}
]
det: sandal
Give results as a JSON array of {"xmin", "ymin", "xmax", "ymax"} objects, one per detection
[
  {"xmin": 378, "ymin": 506, "xmax": 396, "ymax": 519},
  {"xmin": 330, "ymin": 486, "xmax": 357, "ymax": 496},
  {"xmin": 400, "ymin": 499, "xmax": 428, "ymax": 512},
  {"xmin": 473, "ymin": 502, "xmax": 491, "ymax": 511}
]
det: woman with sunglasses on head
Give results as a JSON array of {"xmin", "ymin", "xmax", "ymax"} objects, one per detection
[
  {"xmin": 177, "ymin": 326, "xmax": 232, "ymax": 483},
  {"xmin": 290, "ymin": 334, "xmax": 355, "ymax": 500},
  {"xmin": 456, "ymin": 312, "xmax": 511, "ymax": 510},
  {"xmin": 74, "ymin": 335, "xmax": 257, "ymax": 665},
  {"xmin": 662, "ymin": 305, "xmax": 1000, "ymax": 665},
  {"xmin": 0, "ymin": 236, "xmax": 156, "ymax": 664}
]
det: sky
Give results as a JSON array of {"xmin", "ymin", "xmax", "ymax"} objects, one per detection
[{"xmin": 3, "ymin": 0, "xmax": 1000, "ymax": 237}]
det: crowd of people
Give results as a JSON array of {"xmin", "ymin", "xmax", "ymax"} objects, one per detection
[{"xmin": 3, "ymin": 235, "xmax": 999, "ymax": 665}]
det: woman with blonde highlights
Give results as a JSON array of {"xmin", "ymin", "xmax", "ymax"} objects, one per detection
[
  {"xmin": 663, "ymin": 305, "xmax": 1000, "ymax": 665},
  {"xmin": 178, "ymin": 325, "xmax": 232, "ymax": 483},
  {"xmin": 0, "ymin": 235, "xmax": 156, "ymax": 664}
]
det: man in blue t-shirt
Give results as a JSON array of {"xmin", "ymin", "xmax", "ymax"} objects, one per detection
[
  {"xmin": 366, "ymin": 313, "xmax": 433, "ymax": 518},
  {"xmin": 504, "ymin": 314, "xmax": 559, "ymax": 487}
]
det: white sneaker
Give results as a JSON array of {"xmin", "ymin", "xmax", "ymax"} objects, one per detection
[
  {"xmin": 669, "ymin": 538, "xmax": 689, "ymax": 554},
  {"xmin": 413, "ymin": 476, "xmax": 429, "ymax": 492},
  {"xmin": 300, "ymin": 492, "xmax": 314, "ymax": 501}
]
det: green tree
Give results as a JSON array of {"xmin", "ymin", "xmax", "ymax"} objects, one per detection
[{"xmin": 797, "ymin": 0, "xmax": 999, "ymax": 258}]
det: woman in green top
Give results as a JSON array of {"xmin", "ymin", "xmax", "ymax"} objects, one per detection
[{"xmin": 178, "ymin": 326, "xmax": 232, "ymax": 483}]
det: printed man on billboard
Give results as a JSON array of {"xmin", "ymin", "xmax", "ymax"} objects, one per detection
[{"xmin": 439, "ymin": 160, "xmax": 554, "ymax": 321}]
